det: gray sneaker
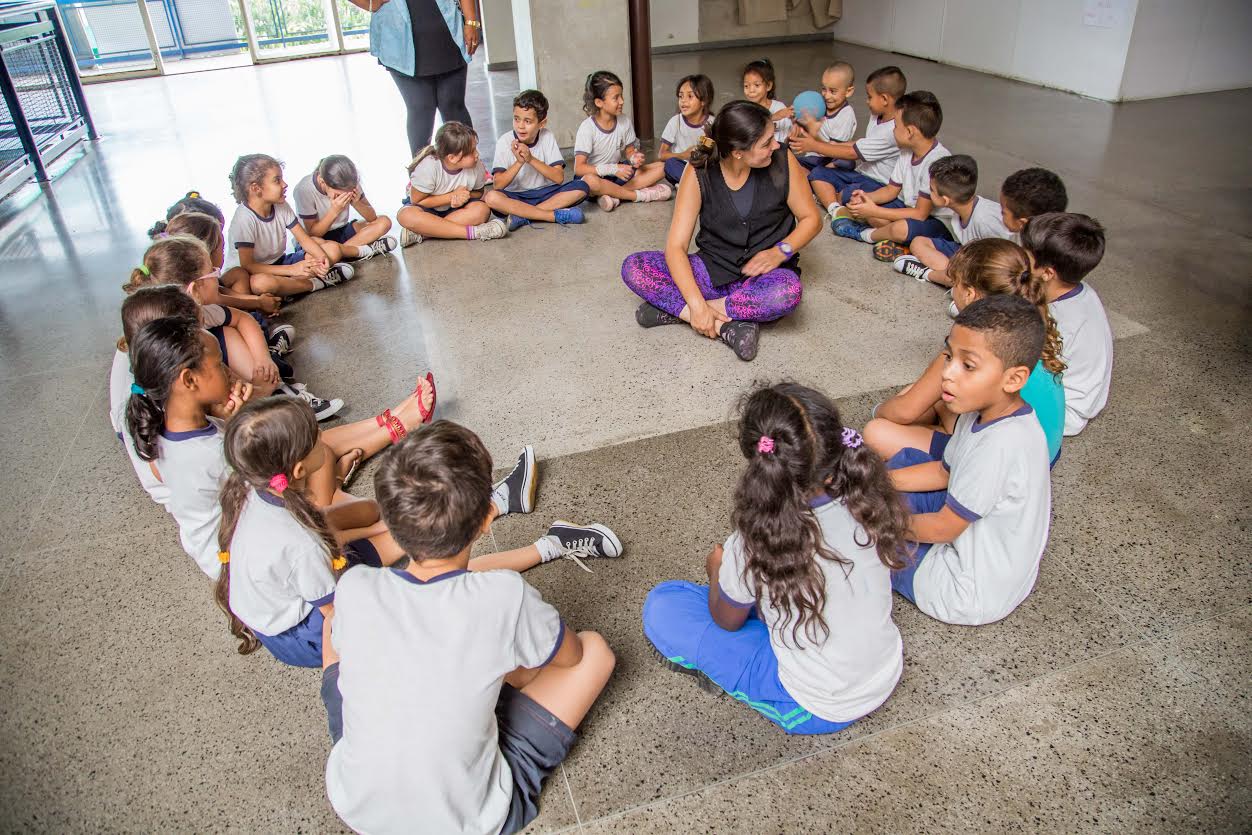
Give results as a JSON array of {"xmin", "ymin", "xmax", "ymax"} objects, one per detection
[
  {"xmin": 400, "ymin": 228, "xmax": 423, "ymax": 247},
  {"xmin": 355, "ymin": 236, "xmax": 397, "ymax": 260},
  {"xmin": 472, "ymin": 218, "xmax": 508, "ymax": 241},
  {"xmin": 492, "ymin": 446, "xmax": 537, "ymax": 516}
]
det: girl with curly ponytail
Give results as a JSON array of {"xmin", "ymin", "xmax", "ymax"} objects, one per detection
[
  {"xmin": 215, "ymin": 397, "xmax": 399, "ymax": 667},
  {"xmin": 864, "ymin": 238, "xmax": 1067, "ymax": 466},
  {"xmin": 644, "ymin": 382, "xmax": 908, "ymax": 735}
]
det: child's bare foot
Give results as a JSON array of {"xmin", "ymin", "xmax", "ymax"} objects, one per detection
[{"xmin": 391, "ymin": 374, "xmax": 437, "ymax": 432}]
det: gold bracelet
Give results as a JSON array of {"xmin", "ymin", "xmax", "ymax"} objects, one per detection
[{"xmin": 464, "ymin": 19, "xmax": 482, "ymax": 29}]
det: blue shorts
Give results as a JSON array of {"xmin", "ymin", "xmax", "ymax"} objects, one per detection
[
  {"xmin": 922, "ymin": 236, "xmax": 962, "ymax": 258},
  {"xmin": 414, "ymin": 197, "xmax": 484, "ymax": 218},
  {"xmin": 902, "ymin": 217, "xmax": 954, "ymax": 244},
  {"xmin": 643, "ymin": 580, "xmax": 858, "ymax": 735},
  {"xmin": 321, "ymin": 222, "xmax": 360, "ymax": 244},
  {"xmin": 500, "ymin": 179, "xmax": 589, "ymax": 207},
  {"xmin": 885, "ymin": 447, "xmax": 945, "ymax": 601},
  {"xmin": 271, "ymin": 249, "xmax": 305, "ymax": 267},
  {"xmin": 808, "ymin": 165, "xmax": 884, "ymax": 194},
  {"xmin": 207, "ymin": 324, "xmax": 229, "ymax": 367},
  {"xmin": 663, "ymin": 157, "xmax": 687, "ymax": 185}
]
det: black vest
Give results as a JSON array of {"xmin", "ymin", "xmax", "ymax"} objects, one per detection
[{"xmin": 694, "ymin": 148, "xmax": 798, "ymax": 288}]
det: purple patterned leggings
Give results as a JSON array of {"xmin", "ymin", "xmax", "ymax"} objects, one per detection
[{"xmin": 620, "ymin": 251, "xmax": 802, "ymax": 322}]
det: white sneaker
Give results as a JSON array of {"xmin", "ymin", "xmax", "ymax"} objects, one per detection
[
  {"xmin": 400, "ymin": 228, "xmax": 423, "ymax": 247},
  {"xmin": 280, "ymin": 382, "xmax": 344, "ymax": 421},
  {"xmin": 538, "ymin": 521, "xmax": 624, "ymax": 572},
  {"xmin": 597, "ymin": 194, "xmax": 621, "ymax": 212},
  {"xmin": 472, "ymin": 218, "xmax": 508, "ymax": 241},
  {"xmin": 635, "ymin": 183, "xmax": 673, "ymax": 203}
]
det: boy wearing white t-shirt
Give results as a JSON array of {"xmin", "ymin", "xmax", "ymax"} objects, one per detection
[
  {"xmin": 1023, "ymin": 212, "xmax": 1112, "ymax": 436},
  {"xmin": 322, "ymin": 422, "xmax": 617, "ymax": 835},
  {"xmin": 887, "ymin": 295, "xmax": 1052, "ymax": 626},
  {"xmin": 789, "ymin": 61, "xmax": 858, "ymax": 170},
  {"xmin": 832, "ymin": 91, "xmax": 952, "ymax": 255}
]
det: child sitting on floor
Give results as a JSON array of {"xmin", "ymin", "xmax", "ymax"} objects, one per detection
[
  {"xmin": 481, "ymin": 89, "xmax": 589, "ymax": 230},
  {"xmin": 807, "ymin": 65, "xmax": 905, "ymax": 221},
  {"xmin": 574, "ymin": 70, "xmax": 672, "ymax": 213},
  {"xmin": 831, "ymin": 91, "xmax": 952, "ymax": 257},
  {"xmin": 788, "ymin": 61, "xmax": 858, "ymax": 170},
  {"xmin": 293, "ymin": 154, "xmax": 396, "ymax": 260},
  {"xmin": 886, "ymin": 295, "xmax": 1052, "ymax": 626},
  {"xmin": 659, "ymin": 73, "xmax": 714, "ymax": 185},
  {"xmin": 227, "ymin": 154, "xmax": 355, "ymax": 298},
  {"xmin": 322, "ymin": 422, "xmax": 619, "ymax": 834},
  {"xmin": 741, "ymin": 58, "xmax": 792, "ymax": 143},
  {"xmin": 893, "ymin": 162, "xmax": 1068, "ymax": 286},
  {"xmin": 1022, "ymin": 212, "xmax": 1111, "ymax": 436},
  {"xmin": 865, "ymin": 238, "xmax": 1067, "ymax": 466},
  {"xmin": 644, "ymin": 382, "xmax": 907, "ymax": 735},
  {"xmin": 398, "ymin": 121, "xmax": 509, "ymax": 245}
]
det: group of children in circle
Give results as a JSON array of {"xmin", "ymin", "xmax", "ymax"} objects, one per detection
[{"xmin": 104, "ymin": 52, "xmax": 1117, "ymax": 835}]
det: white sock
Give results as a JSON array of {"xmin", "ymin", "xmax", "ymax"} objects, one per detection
[
  {"xmin": 825, "ymin": 202, "xmax": 840, "ymax": 216},
  {"xmin": 309, "ymin": 277, "xmax": 326, "ymax": 291},
  {"xmin": 535, "ymin": 534, "xmax": 561, "ymax": 563},
  {"xmin": 859, "ymin": 229, "xmax": 876, "ymax": 243},
  {"xmin": 491, "ymin": 487, "xmax": 508, "ymax": 517}
]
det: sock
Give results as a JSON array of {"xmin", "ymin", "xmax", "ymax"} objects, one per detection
[
  {"xmin": 825, "ymin": 202, "xmax": 840, "ymax": 216},
  {"xmin": 859, "ymin": 229, "xmax": 876, "ymax": 243},
  {"xmin": 309, "ymin": 277, "xmax": 327, "ymax": 291},
  {"xmin": 466, "ymin": 225, "xmax": 475, "ymax": 240},
  {"xmin": 535, "ymin": 534, "xmax": 561, "ymax": 563},
  {"xmin": 491, "ymin": 486, "xmax": 508, "ymax": 517}
]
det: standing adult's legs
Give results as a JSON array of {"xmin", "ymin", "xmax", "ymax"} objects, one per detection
[
  {"xmin": 390, "ymin": 70, "xmax": 438, "ymax": 157},
  {"xmin": 432, "ymin": 63, "xmax": 472, "ymax": 128}
]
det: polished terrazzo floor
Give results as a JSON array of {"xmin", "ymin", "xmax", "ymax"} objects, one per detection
[{"xmin": 0, "ymin": 41, "xmax": 1248, "ymax": 832}]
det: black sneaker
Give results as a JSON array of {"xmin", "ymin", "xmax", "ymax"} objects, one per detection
[
  {"xmin": 635, "ymin": 302, "xmax": 681, "ymax": 328},
  {"xmin": 719, "ymin": 320, "xmax": 760, "ymax": 361},
  {"xmin": 893, "ymin": 254, "xmax": 932, "ymax": 282},
  {"xmin": 322, "ymin": 263, "xmax": 356, "ymax": 287},
  {"xmin": 492, "ymin": 445, "xmax": 537, "ymax": 516},
  {"xmin": 542, "ymin": 521, "xmax": 623, "ymax": 571},
  {"xmin": 267, "ymin": 323, "xmax": 295, "ymax": 356},
  {"xmin": 280, "ymin": 382, "xmax": 344, "ymax": 421}
]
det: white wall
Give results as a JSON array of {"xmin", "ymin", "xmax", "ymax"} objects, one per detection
[
  {"xmin": 1119, "ymin": 0, "xmax": 1252, "ymax": 99},
  {"xmin": 650, "ymin": 2, "xmax": 700, "ymax": 48},
  {"xmin": 831, "ymin": 0, "xmax": 1140, "ymax": 101},
  {"xmin": 482, "ymin": 0, "xmax": 517, "ymax": 67}
]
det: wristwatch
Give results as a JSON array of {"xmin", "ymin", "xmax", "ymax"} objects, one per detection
[{"xmin": 775, "ymin": 241, "xmax": 794, "ymax": 258}]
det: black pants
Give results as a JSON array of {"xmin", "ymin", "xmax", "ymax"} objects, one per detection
[{"xmin": 389, "ymin": 64, "xmax": 472, "ymax": 156}]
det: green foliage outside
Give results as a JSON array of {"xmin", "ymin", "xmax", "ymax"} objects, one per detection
[{"xmin": 229, "ymin": 0, "xmax": 370, "ymax": 46}]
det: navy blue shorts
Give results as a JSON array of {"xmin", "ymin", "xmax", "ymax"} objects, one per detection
[
  {"xmin": 271, "ymin": 248, "xmax": 305, "ymax": 267},
  {"xmin": 808, "ymin": 165, "xmax": 884, "ymax": 193},
  {"xmin": 320, "ymin": 668, "xmax": 574, "ymax": 834},
  {"xmin": 920, "ymin": 236, "xmax": 961, "ymax": 257},
  {"xmin": 321, "ymin": 222, "xmax": 360, "ymax": 244},
  {"xmin": 885, "ymin": 447, "xmax": 946, "ymax": 601},
  {"xmin": 663, "ymin": 157, "xmax": 687, "ymax": 184},
  {"xmin": 207, "ymin": 324, "xmax": 229, "ymax": 366},
  {"xmin": 502, "ymin": 180, "xmax": 590, "ymax": 206},
  {"xmin": 258, "ymin": 605, "xmax": 324, "ymax": 668},
  {"xmin": 414, "ymin": 197, "xmax": 484, "ymax": 218},
  {"xmin": 903, "ymin": 217, "xmax": 954, "ymax": 244}
]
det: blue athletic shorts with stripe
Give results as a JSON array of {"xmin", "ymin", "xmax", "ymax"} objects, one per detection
[
  {"xmin": 642, "ymin": 580, "xmax": 857, "ymax": 735},
  {"xmin": 885, "ymin": 447, "xmax": 943, "ymax": 602}
]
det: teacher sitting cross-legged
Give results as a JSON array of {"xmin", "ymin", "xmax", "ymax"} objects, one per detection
[{"xmin": 620, "ymin": 100, "xmax": 822, "ymax": 361}]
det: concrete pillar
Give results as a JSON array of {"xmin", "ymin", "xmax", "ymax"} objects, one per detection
[
  {"xmin": 511, "ymin": 0, "xmax": 632, "ymax": 148},
  {"xmin": 481, "ymin": 0, "xmax": 516, "ymax": 70}
]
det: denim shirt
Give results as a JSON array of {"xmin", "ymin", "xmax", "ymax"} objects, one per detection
[{"xmin": 370, "ymin": 0, "xmax": 469, "ymax": 77}]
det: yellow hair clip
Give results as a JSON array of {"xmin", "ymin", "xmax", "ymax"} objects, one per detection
[
  {"xmin": 188, "ymin": 191, "xmax": 200, "ymax": 198},
  {"xmin": 218, "ymin": 550, "xmax": 230, "ymax": 564},
  {"xmin": 332, "ymin": 555, "xmax": 347, "ymax": 571}
]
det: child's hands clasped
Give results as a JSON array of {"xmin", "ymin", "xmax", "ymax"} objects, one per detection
[
  {"xmin": 512, "ymin": 140, "xmax": 531, "ymax": 164},
  {"xmin": 615, "ymin": 163, "xmax": 634, "ymax": 180},
  {"xmin": 258, "ymin": 293, "xmax": 282, "ymax": 315},
  {"xmin": 301, "ymin": 254, "xmax": 330, "ymax": 278},
  {"xmin": 449, "ymin": 187, "xmax": 472, "ymax": 208}
]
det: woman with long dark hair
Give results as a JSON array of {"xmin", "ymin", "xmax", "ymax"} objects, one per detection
[{"xmin": 620, "ymin": 100, "xmax": 823, "ymax": 361}]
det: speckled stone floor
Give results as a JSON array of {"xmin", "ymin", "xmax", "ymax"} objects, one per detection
[{"xmin": 0, "ymin": 41, "xmax": 1248, "ymax": 833}]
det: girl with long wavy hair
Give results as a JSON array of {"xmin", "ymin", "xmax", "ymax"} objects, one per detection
[{"xmin": 643, "ymin": 382, "xmax": 909, "ymax": 735}]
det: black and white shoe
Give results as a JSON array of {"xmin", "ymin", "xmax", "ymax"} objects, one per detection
[
  {"xmin": 267, "ymin": 323, "xmax": 295, "ymax": 357},
  {"xmin": 492, "ymin": 445, "xmax": 537, "ymax": 517},
  {"xmin": 358, "ymin": 236, "xmax": 397, "ymax": 259},
  {"xmin": 893, "ymin": 254, "xmax": 933, "ymax": 283},
  {"xmin": 322, "ymin": 262, "xmax": 356, "ymax": 287},
  {"xmin": 280, "ymin": 382, "xmax": 345, "ymax": 421},
  {"xmin": 540, "ymin": 521, "xmax": 623, "ymax": 572}
]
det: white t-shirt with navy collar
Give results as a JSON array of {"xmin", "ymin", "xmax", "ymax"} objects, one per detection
[
  {"xmin": 408, "ymin": 154, "xmax": 487, "ymax": 197},
  {"xmin": 766, "ymin": 99, "xmax": 792, "ymax": 143},
  {"xmin": 718, "ymin": 495, "xmax": 903, "ymax": 723},
  {"xmin": 913, "ymin": 405, "xmax": 1052, "ymax": 626},
  {"xmin": 889, "ymin": 140, "xmax": 950, "ymax": 212},
  {"xmin": 326, "ymin": 566, "xmax": 563, "ymax": 835},
  {"xmin": 660, "ymin": 113, "xmax": 712, "ymax": 155},
  {"xmin": 110, "ymin": 350, "xmax": 172, "ymax": 507},
  {"xmin": 227, "ymin": 489, "xmax": 336, "ymax": 637},
  {"xmin": 853, "ymin": 115, "xmax": 900, "ymax": 186},
  {"xmin": 574, "ymin": 115, "xmax": 639, "ymax": 167},
  {"xmin": 1050, "ymin": 282, "xmax": 1114, "ymax": 435},
  {"xmin": 292, "ymin": 171, "xmax": 352, "ymax": 234},
  {"xmin": 228, "ymin": 202, "xmax": 299, "ymax": 264},
  {"xmin": 939, "ymin": 196, "xmax": 1015, "ymax": 245},
  {"xmin": 801, "ymin": 103, "xmax": 858, "ymax": 161},
  {"xmin": 491, "ymin": 129, "xmax": 566, "ymax": 193},
  {"xmin": 157, "ymin": 418, "xmax": 228, "ymax": 579}
]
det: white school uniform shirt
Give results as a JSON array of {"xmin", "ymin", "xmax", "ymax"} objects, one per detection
[
  {"xmin": 156, "ymin": 418, "xmax": 228, "ymax": 579},
  {"xmin": 888, "ymin": 140, "xmax": 950, "ymax": 211},
  {"xmin": 109, "ymin": 350, "xmax": 171, "ymax": 507},
  {"xmin": 767, "ymin": 99, "xmax": 791, "ymax": 143},
  {"xmin": 939, "ymin": 196, "xmax": 1015, "ymax": 245},
  {"xmin": 491, "ymin": 129, "xmax": 566, "ymax": 193},
  {"xmin": 227, "ymin": 490, "xmax": 336, "ymax": 637},
  {"xmin": 718, "ymin": 497, "xmax": 903, "ymax": 723},
  {"xmin": 853, "ymin": 115, "xmax": 900, "ymax": 185},
  {"xmin": 914, "ymin": 406, "xmax": 1052, "ymax": 626},
  {"xmin": 801, "ymin": 103, "xmax": 858, "ymax": 160},
  {"xmin": 573, "ymin": 115, "xmax": 638, "ymax": 167},
  {"xmin": 228, "ymin": 202, "xmax": 299, "ymax": 265},
  {"xmin": 326, "ymin": 566, "xmax": 564, "ymax": 835},
  {"xmin": 1050, "ymin": 282, "xmax": 1114, "ymax": 435},
  {"xmin": 292, "ymin": 171, "xmax": 351, "ymax": 233},
  {"xmin": 408, "ymin": 154, "xmax": 487, "ymax": 197},
  {"xmin": 660, "ymin": 113, "xmax": 712, "ymax": 154}
]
